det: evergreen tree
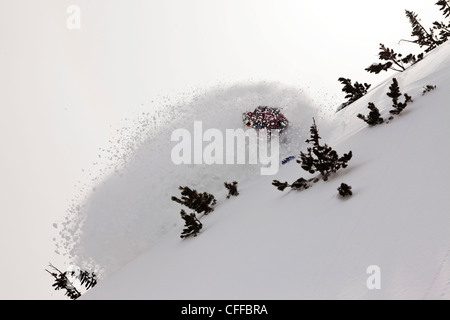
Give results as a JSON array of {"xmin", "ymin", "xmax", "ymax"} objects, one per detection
[
  {"xmin": 272, "ymin": 178, "xmax": 314, "ymax": 192},
  {"xmin": 290, "ymin": 178, "xmax": 313, "ymax": 191},
  {"xmin": 436, "ymin": 0, "xmax": 450, "ymax": 18},
  {"xmin": 338, "ymin": 183, "xmax": 353, "ymax": 198},
  {"xmin": 432, "ymin": 20, "xmax": 450, "ymax": 43},
  {"xmin": 224, "ymin": 181, "xmax": 239, "ymax": 199},
  {"xmin": 387, "ymin": 78, "xmax": 402, "ymax": 105},
  {"xmin": 171, "ymin": 186, "xmax": 217, "ymax": 215},
  {"xmin": 422, "ymin": 85, "xmax": 437, "ymax": 95},
  {"xmin": 365, "ymin": 44, "xmax": 422, "ymax": 74},
  {"xmin": 78, "ymin": 270, "xmax": 98, "ymax": 290},
  {"xmin": 405, "ymin": 10, "xmax": 441, "ymax": 52},
  {"xmin": 46, "ymin": 264, "xmax": 98, "ymax": 300},
  {"xmin": 432, "ymin": 1, "xmax": 450, "ymax": 44},
  {"xmin": 337, "ymin": 78, "xmax": 371, "ymax": 111},
  {"xmin": 387, "ymin": 78, "xmax": 413, "ymax": 115},
  {"xmin": 366, "ymin": 61, "xmax": 393, "ymax": 74},
  {"xmin": 357, "ymin": 103, "xmax": 384, "ymax": 126},
  {"xmin": 272, "ymin": 180, "xmax": 290, "ymax": 192},
  {"xmin": 298, "ymin": 118, "xmax": 353, "ymax": 181},
  {"xmin": 46, "ymin": 265, "xmax": 81, "ymax": 300},
  {"xmin": 272, "ymin": 119, "xmax": 348, "ymax": 192},
  {"xmin": 180, "ymin": 210, "xmax": 203, "ymax": 239}
]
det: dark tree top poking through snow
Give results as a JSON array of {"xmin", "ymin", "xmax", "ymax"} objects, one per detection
[
  {"xmin": 338, "ymin": 183, "xmax": 353, "ymax": 198},
  {"xmin": 224, "ymin": 181, "xmax": 239, "ymax": 199},
  {"xmin": 171, "ymin": 186, "xmax": 217, "ymax": 215},
  {"xmin": 272, "ymin": 178, "xmax": 314, "ymax": 192},
  {"xmin": 180, "ymin": 210, "xmax": 203, "ymax": 239},
  {"xmin": 357, "ymin": 103, "xmax": 384, "ymax": 126},
  {"xmin": 387, "ymin": 78, "xmax": 413, "ymax": 116}
]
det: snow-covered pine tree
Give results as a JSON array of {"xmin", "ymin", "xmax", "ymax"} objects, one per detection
[
  {"xmin": 357, "ymin": 103, "xmax": 384, "ymax": 126},
  {"xmin": 337, "ymin": 78, "xmax": 371, "ymax": 111},
  {"xmin": 387, "ymin": 78, "xmax": 413, "ymax": 115},
  {"xmin": 405, "ymin": 10, "xmax": 442, "ymax": 52},
  {"xmin": 365, "ymin": 44, "xmax": 422, "ymax": 74},
  {"xmin": 338, "ymin": 183, "xmax": 353, "ymax": 198},
  {"xmin": 171, "ymin": 186, "xmax": 217, "ymax": 215},
  {"xmin": 298, "ymin": 118, "xmax": 353, "ymax": 181},
  {"xmin": 180, "ymin": 210, "xmax": 203, "ymax": 239},
  {"xmin": 224, "ymin": 181, "xmax": 239, "ymax": 199}
]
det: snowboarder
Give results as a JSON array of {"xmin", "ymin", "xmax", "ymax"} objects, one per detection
[{"xmin": 242, "ymin": 106, "xmax": 289, "ymax": 133}]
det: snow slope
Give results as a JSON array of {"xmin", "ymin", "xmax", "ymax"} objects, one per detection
[
  {"xmin": 57, "ymin": 82, "xmax": 329, "ymax": 275},
  {"xmin": 80, "ymin": 42, "xmax": 450, "ymax": 300}
]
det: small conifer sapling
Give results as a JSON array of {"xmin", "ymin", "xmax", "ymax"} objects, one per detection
[
  {"xmin": 357, "ymin": 103, "xmax": 384, "ymax": 126},
  {"xmin": 272, "ymin": 178, "xmax": 314, "ymax": 192},
  {"xmin": 298, "ymin": 118, "xmax": 353, "ymax": 181},
  {"xmin": 46, "ymin": 264, "xmax": 97, "ymax": 300},
  {"xmin": 171, "ymin": 186, "xmax": 217, "ymax": 215},
  {"xmin": 272, "ymin": 119, "xmax": 352, "ymax": 192},
  {"xmin": 422, "ymin": 85, "xmax": 437, "ymax": 95},
  {"xmin": 224, "ymin": 181, "xmax": 239, "ymax": 199},
  {"xmin": 387, "ymin": 78, "xmax": 413, "ymax": 116},
  {"xmin": 272, "ymin": 180, "xmax": 290, "ymax": 192},
  {"xmin": 290, "ymin": 178, "xmax": 313, "ymax": 191},
  {"xmin": 338, "ymin": 183, "xmax": 353, "ymax": 198},
  {"xmin": 78, "ymin": 270, "xmax": 98, "ymax": 290},
  {"xmin": 180, "ymin": 210, "xmax": 203, "ymax": 239}
]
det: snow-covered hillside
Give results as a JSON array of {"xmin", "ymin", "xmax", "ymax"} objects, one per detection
[
  {"xmin": 74, "ymin": 42, "xmax": 450, "ymax": 300},
  {"xmin": 57, "ymin": 82, "xmax": 327, "ymax": 274}
]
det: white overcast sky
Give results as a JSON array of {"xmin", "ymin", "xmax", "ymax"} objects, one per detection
[{"xmin": 0, "ymin": 0, "xmax": 445, "ymax": 299}]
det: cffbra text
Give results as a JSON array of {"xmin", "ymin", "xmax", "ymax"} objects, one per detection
[{"xmin": 181, "ymin": 304, "xmax": 268, "ymax": 317}]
